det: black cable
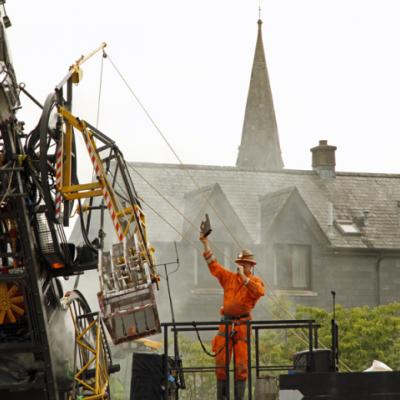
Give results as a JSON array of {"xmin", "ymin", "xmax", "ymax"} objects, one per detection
[
  {"xmin": 78, "ymin": 199, "xmax": 98, "ymax": 254},
  {"xmin": 191, "ymin": 322, "xmax": 225, "ymax": 358}
]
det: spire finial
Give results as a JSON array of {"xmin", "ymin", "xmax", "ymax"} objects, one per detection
[{"xmin": 258, "ymin": 0, "xmax": 262, "ymax": 20}]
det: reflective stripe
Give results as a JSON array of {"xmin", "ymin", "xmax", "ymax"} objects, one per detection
[
  {"xmin": 206, "ymin": 255, "xmax": 216, "ymax": 264},
  {"xmin": 55, "ymin": 140, "xmax": 63, "ymax": 222},
  {"xmin": 204, "ymin": 250, "xmax": 216, "ymax": 264}
]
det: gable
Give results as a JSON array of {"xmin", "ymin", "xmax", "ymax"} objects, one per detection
[
  {"xmin": 260, "ymin": 186, "xmax": 330, "ymax": 246},
  {"xmin": 182, "ymin": 183, "xmax": 253, "ymax": 244}
]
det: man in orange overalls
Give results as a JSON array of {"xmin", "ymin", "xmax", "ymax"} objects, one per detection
[{"xmin": 200, "ymin": 234, "xmax": 265, "ymax": 400}]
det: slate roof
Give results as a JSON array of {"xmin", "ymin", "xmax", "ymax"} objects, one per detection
[{"xmin": 120, "ymin": 162, "xmax": 400, "ymax": 250}]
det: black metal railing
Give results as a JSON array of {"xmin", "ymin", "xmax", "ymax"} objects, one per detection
[{"xmin": 161, "ymin": 319, "xmax": 320, "ymax": 400}]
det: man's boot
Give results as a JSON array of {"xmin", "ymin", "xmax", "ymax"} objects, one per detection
[
  {"xmin": 235, "ymin": 379, "xmax": 246, "ymax": 400},
  {"xmin": 217, "ymin": 380, "xmax": 227, "ymax": 400}
]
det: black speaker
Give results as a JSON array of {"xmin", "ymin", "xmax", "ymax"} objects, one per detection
[
  {"xmin": 293, "ymin": 348, "xmax": 332, "ymax": 372},
  {"xmin": 130, "ymin": 353, "xmax": 163, "ymax": 400}
]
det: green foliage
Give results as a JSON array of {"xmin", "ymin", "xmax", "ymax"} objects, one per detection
[
  {"xmin": 178, "ymin": 334, "xmax": 216, "ymax": 400},
  {"xmin": 175, "ymin": 302, "xmax": 400, "ymax": 398},
  {"xmin": 296, "ymin": 302, "xmax": 400, "ymax": 371},
  {"xmin": 109, "ymin": 376, "xmax": 126, "ymax": 400}
]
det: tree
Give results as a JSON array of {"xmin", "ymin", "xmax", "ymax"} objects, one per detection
[
  {"xmin": 178, "ymin": 334, "xmax": 216, "ymax": 400},
  {"xmin": 175, "ymin": 302, "xmax": 400, "ymax": 399},
  {"xmin": 295, "ymin": 302, "xmax": 400, "ymax": 371},
  {"xmin": 256, "ymin": 301, "xmax": 400, "ymax": 372}
]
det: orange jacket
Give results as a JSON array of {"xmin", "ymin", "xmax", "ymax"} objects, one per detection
[{"xmin": 207, "ymin": 258, "xmax": 265, "ymax": 317}]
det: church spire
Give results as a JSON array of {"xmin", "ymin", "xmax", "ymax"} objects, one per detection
[{"xmin": 236, "ymin": 19, "xmax": 284, "ymax": 170}]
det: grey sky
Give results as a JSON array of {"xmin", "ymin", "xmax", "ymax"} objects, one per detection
[{"xmin": 6, "ymin": 0, "xmax": 400, "ymax": 176}]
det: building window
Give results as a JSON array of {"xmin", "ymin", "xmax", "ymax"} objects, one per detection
[
  {"xmin": 274, "ymin": 244, "xmax": 311, "ymax": 290},
  {"xmin": 335, "ymin": 220, "xmax": 361, "ymax": 235}
]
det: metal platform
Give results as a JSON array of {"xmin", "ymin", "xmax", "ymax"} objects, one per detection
[{"xmin": 280, "ymin": 370, "xmax": 400, "ymax": 399}]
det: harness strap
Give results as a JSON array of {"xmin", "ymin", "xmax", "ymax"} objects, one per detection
[{"xmin": 216, "ymin": 331, "xmax": 248, "ymax": 343}]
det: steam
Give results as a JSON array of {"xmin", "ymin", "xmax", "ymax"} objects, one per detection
[{"xmin": 48, "ymin": 308, "xmax": 75, "ymax": 382}]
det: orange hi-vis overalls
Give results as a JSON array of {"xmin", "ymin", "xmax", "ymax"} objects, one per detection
[{"xmin": 204, "ymin": 251, "xmax": 265, "ymax": 381}]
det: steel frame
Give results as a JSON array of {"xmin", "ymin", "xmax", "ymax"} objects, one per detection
[
  {"xmin": 0, "ymin": 120, "xmax": 60, "ymax": 399},
  {"xmin": 69, "ymin": 311, "xmax": 111, "ymax": 400}
]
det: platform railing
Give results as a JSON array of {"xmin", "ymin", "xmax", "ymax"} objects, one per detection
[{"xmin": 161, "ymin": 319, "xmax": 320, "ymax": 400}]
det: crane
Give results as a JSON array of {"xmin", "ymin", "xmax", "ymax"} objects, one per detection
[{"xmin": 0, "ymin": 14, "xmax": 160, "ymax": 400}]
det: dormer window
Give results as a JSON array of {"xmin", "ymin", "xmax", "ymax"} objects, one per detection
[{"xmin": 335, "ymin": 220, "xmax": 360, "ymax": 235}]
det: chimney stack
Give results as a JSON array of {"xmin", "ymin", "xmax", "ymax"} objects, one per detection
[{"xmin": 310, "ymin": 140, "xmax": 337, "ymax": 178}]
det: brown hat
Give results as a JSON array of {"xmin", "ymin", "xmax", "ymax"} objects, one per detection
[{"xmin": 235, "ymin": 249, "xmax": 256, "ymax": 265}]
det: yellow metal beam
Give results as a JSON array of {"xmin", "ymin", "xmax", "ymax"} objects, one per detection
[
  {"xmin": 61, "ymin": 181, "xmax": 103, "ymax": 200},
  {"xmin": 63, "ymin": 182, "xmax": 102, "ymax": 192},
  {"xmin": 63, "ymin": 189, "xmax": 103, "ymax": 200},
  {"xmin": 58, "ymin": 107, "xmax": 86, "ymax": 132}
]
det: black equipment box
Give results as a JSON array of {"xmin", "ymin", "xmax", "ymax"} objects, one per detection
[
  {"xmin": 130, "ymin": 353, "xmax": 177, "ymax": 400},
  {"xmin": 293, "ymin": 348, "xmax": 332, "ymax": 372}
]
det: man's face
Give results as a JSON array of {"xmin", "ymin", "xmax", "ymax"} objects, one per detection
[{"xmin": 238, "ymin": 261, "xmax": 255, "ymax": 275}]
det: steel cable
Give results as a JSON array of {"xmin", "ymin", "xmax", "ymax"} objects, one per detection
[
  {"xmin": 105, "ymin": 53, "xmax": 243, "ymax": 250},
  {"xmin": 102, "ymin": 53, "xmax": 352, "ymax": 372}
]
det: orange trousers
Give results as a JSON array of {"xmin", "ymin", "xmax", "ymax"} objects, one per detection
[{"xmin": 212, "ymin": 322, "xmax": 249, "ymax": 381}]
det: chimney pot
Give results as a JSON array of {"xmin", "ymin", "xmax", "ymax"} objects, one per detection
[{"xmin": 310, "ymin": 139, "xmax": 337, "ymax": 179}]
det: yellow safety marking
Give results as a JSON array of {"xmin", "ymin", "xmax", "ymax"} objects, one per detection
[{"xmin": 116, "ymin": 206, "xmax": 133, "ymax": 217}]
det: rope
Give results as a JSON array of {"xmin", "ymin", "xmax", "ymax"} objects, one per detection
[
  {"xmin": 105, "ymin": 53, "xmax": 243, "ymax": 250},
  {"xmin": 95, "ymin": 50, "xmax": 106, "ymax": 129}
]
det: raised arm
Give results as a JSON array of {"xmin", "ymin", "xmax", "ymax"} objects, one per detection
[{"xmin": 199, "ymin": 233, "xmax": 231, "ymax": 286}]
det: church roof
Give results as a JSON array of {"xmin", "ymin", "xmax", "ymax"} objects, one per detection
[
  {"xmin": 236, "ymin": 19, "xmax": 284, "ymax": 170},
  {"xmin": 110, "ymin": 162, "xmax": 400, "ymax": 251}
]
